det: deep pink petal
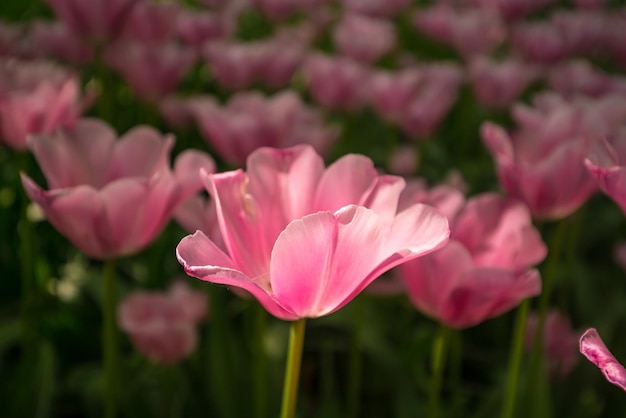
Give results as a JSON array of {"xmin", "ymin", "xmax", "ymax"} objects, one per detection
[{"xmin": 580, "ymin": 328, "xmax": 626, "ymax": 392}]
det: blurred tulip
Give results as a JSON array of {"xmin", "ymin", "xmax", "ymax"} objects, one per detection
[
  {"xmin": 251, "ymin": 0, "xmax": 327, "ymax": 20},
  {"xmin": 29, "ymin": 21, "xmax": 95, "ymax": 65},
  {"xmin": 482, "ymin": 93, "xmax": 626, "ymax": 219},
  {"xmin": 368, "ymin": 68, "xmax": 423, "ymax": 123},
  {"xmin": 342, "ymin": 0, "xmax": 410, "ymax": 18},
  {"xmin": 118, "ymin": 281, "xmax": 207, "ymax": 364},
  {"xmin": 119, "ymin": 0, "xmax": 179, "ymax": 43},
  {"xmin": 188, "ymin": 90, "xmax": 339, "ymax": 165},
  {"xmin": 585, "ymin": 130, "xmax": 626, "ymax": 215},
  {"xmin": 21, "ymin": 118, "xmax": 215, "ymax": 259},
  {"xmin": 398, "ymin": 63, "xmax": 463, "ymax": 139},
  {"xmin": 472, "ymin": 0, "xmax": 554, "ymax": 21},
  {"xmin": 302, "ymin": 53, "xmax": 370, "ymax": 111},
  {"xmin": 397, "ymin": 192, "xmax": 545, "ymax": 328},
  {"xmin": 511, "ymin": 22, "xmax": 568, "ymax": 64},
  {"xmin": 176, "ymin": 10, "xmax": 234, "ymax": 49},
  {"xmin": 0, "ymin": 58, "xmax": 84, "ymax": 150},
  {"xmin": 45, "ymin": 0, "xmax": 139, "ymax": 42},
  {"xmin": 333, "ymin": 14, "xmax": 396, "ymax": 64},
  {"xmin": 548, "ymin": 60, "xmax": 626, "ymax": 99},
  {"xmin": 105, "ymin": 41, "xmax": 196, "ymax": 101},
  {"xmin": 177, "ymin": 145, "xmax": 450, "ymax": 320},
  {"xmin": 525, "ymin": 310, "xmax": 579, "ymax": 378},
  {"xmin": 468, "ymin": 56, "xmax": 538, "ymax": 109},
  {"xmin": 580, "ymin": 328, "xmax": 626, "ymax": 392}
]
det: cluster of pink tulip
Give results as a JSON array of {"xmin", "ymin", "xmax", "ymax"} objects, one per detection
[{"xmin": 2, "ymin": 0, "xmax": 626, "ymax": 416}]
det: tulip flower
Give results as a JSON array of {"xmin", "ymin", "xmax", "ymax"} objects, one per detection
[
  {"xmin": 342, "ymin": 0, "xmax": 410, "ymax": 18},
  {"xmin": 525, "ymin": 310, "xmax": 579, "ymax": 378},
  {"xmin": 482, "ymin": 93, "xmax": 626, "ymax": 219},
  {"xmin": 397, "ymin": 192, "xmax": 546, "ymax": 328},
  {"xmin": 333, "ymin": 14, "xmax": 396, "ymax": 64},
  {"xmin": 0, "ymin": 58, "xmax": 84, "ymax": 150},
  {"xmin": 177, "ymin": 145, "xmax": 450, "ymax": 320},
  {"xmin": 188, "ymin": 90, "xmax": 339, "ymax": 166},
  {"xmin": 118, "ymin": 281, "xmax": 208, "ymax": 364},
  {"xmin": 29, "ymin": 21, "xmax": 95, "ymax": 65},
  {"xmin": 21, "ymin": 118, "xmax": 215, "ymax": 260},
  {"xmin": 580, "ymin": 328, "xmax": 626, "ymax": 392},
  {"xmin": 585, "ymin": 130, "xmax": 626, "ymax": 215}
]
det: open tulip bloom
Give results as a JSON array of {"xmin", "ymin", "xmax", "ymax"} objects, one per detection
[{"xmin": 176, "ymin": 145, "xmax": 450, "ymax": 320}]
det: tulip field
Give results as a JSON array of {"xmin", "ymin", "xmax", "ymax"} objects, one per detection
[{"xmin": 1, "ymin": 0, "xmax": 626, "ymax": 417}]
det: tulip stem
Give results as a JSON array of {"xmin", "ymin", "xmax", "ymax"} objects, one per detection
[
  {"xmin": 280, "ymin": 318, "xmax": 307, "ymax": 418},
  {"xmin": 347, "ymin": 297, "xmax": 365, "ymax": 418},
  {"xmin": 429, "ymin": 323, "xmax": 451, "ymax": 418},
  {"xmin": 103, "ymin": 259, "xmax": 118, "ymax": 418},
  {"xmin": 501, "ymin": 298, "xmax": 530, "ymax": 418}
]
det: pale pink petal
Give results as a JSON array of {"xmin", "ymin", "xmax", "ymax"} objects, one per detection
[
  {"xmin": 109, "ymin": 127, "xmax": 174, "ymax": 180},
  {"xmin": 173, "ymin": 150, "xmax": 216, "ymax": 198},
  {"xmin": 176, "ymin": 231, "xmax": 296, "ymax": 320},
  {"xmin": 314, "ymin": 154, "xmax": 378, "ymax": 211},
  {"xmin": 580, "ymin": 328, "xmax": 626, "ymax": 391},
  {"xmin": 271, "ymin": 206, "xmax": 386, "ymax": 318},
  {"xmin": 29, "ymin": 118, "xmax": 115, "ymax": 189}
]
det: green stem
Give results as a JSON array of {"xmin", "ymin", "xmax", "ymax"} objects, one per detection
[
  {"xmin": 501, "ymin": 299, "xmax": 530, "ymax": 418},
  {"xmin": 347, "ymin": 297, "xmax": 365, "ymax": 418},
  {"xmin": 103, "ymin": 259, "xmax": 118, "ymax": 418},
  {"xmin": 429, "ymin": 323, "xmax": 451, "ymax": 418},
  {"xmin": 280, "ymin": 319, "xmax": 307, "ymax": 418}
]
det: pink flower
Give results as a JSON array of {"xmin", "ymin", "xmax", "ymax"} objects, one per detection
[
  {"xmin": 548, "ymin": 60, "xmax": 626, "ymax": 98},
  {"xmin": 175, "ymin": 10, "xmax": 234, "ymax": 49},
  {"xmin": 333, "ymin": 14, "xmax": 396, "ymax": 64},
  {"xmin": 21, "ymin": 118, "xmax": 215, "ymax": 259},
  {"xmin": 105, "ymin": 41, "xmax": 196, "ymax": 101},
  {"xmin": 45, "ymin": 0, "xmax": 139, "ymax": 42},
  {"xmin": 397, "ymin": 192, "xmax": 546, "ymax": 328},
  {"xmin": 525, "ymin": 310, "xmax": 579, "ymax": 378},
  {"xmin": 473, "ymin": 0, "xmax": 555, "ymax": 21},
  {"xmin": 188, "ymin": 90, "xmax": 339, "ymax": 166},
  {"xmin": 176, "ymin": 145, "xmax": 450, "ymax": 320},
  {"xmin": 251, "ymin": 0, "xmax": 328, "ymax": 20},
  {"xmin": 118, "ymin": 0, "xmax": 179, "ymax": 43},
  {"xmin": 368, "ymin": 68, "xmax": 424, "ymax": 123},
  {"xmin": 398, "ymin": 63, "xmax": 463, "ymax": 139},
  {"xmin": 203, "ymin": 41, "xmax": 263, "ymax": 90},
  {"xmin": 580, "ymin": 328, "xmax": 626, "ymax": 392},
  {"xmin": 302, "ymin": 53, "xmax": 371, "ymax": 111},
  {"xmin": 0, "ymin": 58, "xmax": 84, "ymax": 151},
  {"xmin": 511, "ymin": 22, "xmax": 568, "ymax": 64},
  {"xmin": 585, "ymin": 130, "xmax": 626, "ymax": 215},
  {"xmin": 118, "ymin": 281, "xmax": 207, "ymax": 364},
  {"xmin": 481, "ymin": 93, "xmax": 626, "ymax": 219},
  {"xmin": 342, "ymin": 0, "xmax": 410, "ymax": 18},
  {"xmin": 468, "ymin": 56, "xmax": 538, "ymax": 109},
  {"xmin": 29, "ymin": 21, "xmax": 94, "ymax": 65}
]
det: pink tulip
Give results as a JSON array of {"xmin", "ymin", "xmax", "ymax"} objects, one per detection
[
  {"xmin": 188, "ymin": 91, "xmax": 339, "ymax": 165},
  {"xmin": 413, "ymin": 5, "xmax": 505, "ymax": 58},
  {"xmin": 481, "ymin": 93, "xmax": 626, "ymax": 219},
  {"xmin": 368, "ymin": 68, "xmax": 424, "ymax": 123},
  {"xmin": 468, "ymin": 56, "xmax": 538, "ymax": 109},
  {"xmin": 388, "ymin": 145, "xmax": 419, "ymax": 176},
  {"xmin": 203, "ymin": 41, "xmax": 263, "ymax": 90},
  {"xmin": 398, "ymin": 63, "xmax": 463, "ymax": 139},
  {"xmin": 580, "ymin": 328, "xmax": 626, "ymax": 392},
  {"xmin": 45, "ymin": 0, "xmax": 139, "ymax": 42},
  {"xmin": 118, "ymin": 0, "xmax": 179, "ymax": 43},
  {"xmin": 333, "ymin": 14, "xmax": 396, "ymax": 64},
  {"xmin": 472, "ymin": 0, "xmax": 555, "ymax": 21},
  {"xmin": 0, "ymin": 20, "xmax": 27, "ymax": 57},
  {"xmin": 397, "ymin": 192, "xmax": 545, "ymax": 328},
  {"xmin": 176, "ymin": 10, "xmax": 234, "ymax": 49},
  {"xmin": 511, "ymin": 22, "xmax": 568, "ymax": 64},
  {"xmin": 251, "ymin": 0, "xmax": 327, "ymax": 20},
  {"xmin": 551, "ymin": 10, "xmax": 607, "ymax": 57},
  {"xmin": 0, "ymin": 58, "xmax": 84, "ymax": 150},
  {"xmin": 302, "ymin": 53, "xmax": 371, "ymax": 111},
  {"xmin": 105, "ymin": 41, "xmax": 196, "ymax": 101},
  {"xmin": 548, "ymin": 60, "xmax": 626, "ymax": 98},
  {"xmin": 21, "ymin": 118, "xmax": 215, "ymax": 260},
  {"xmin": 118, "ymin": 281, "xmax": 207, "ymax": 364},
  {"xmin": 177, "ymin": 145, "xmax": 450, "ymax": 320},
  {"xmin": 29, "ymin": 21, "xmax": 95, "ymax": 65},
  {"xmin": 342, "ymin": 0, "xmax": 410, "ymax": 18},
  {"xmin": 525, "ymin": 310, "xmax": 579, "ymax": 378},
  {"xmin": 585, "ymin": 131, "xmax": 626, "ymax": 215}
]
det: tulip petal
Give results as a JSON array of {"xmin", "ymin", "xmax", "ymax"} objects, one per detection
[
  {"xmin": 176, "ymin": 231, "xmax": 296, "ymax": 320},
  {"xmin": 580, "ymin": 328, "xmax": 626, "ymax": 391},
  {"xmin": 271, "ymin": 206, "xmax": 388, "ymax": 318},
  {"xmin": 109, "ymin": 126, "xmax": 174, "ymax": 180}
]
